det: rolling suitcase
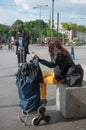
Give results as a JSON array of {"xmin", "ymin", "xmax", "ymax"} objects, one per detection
[
  {"xmin": 16, "ymin": 50, "xmax": 50, "ymax": 126},
  {"xmin": 16, "ymin": 60, "xmax": 41, "ymax": 113}
]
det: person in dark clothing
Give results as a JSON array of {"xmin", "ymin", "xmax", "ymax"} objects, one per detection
[
  {"xmin": 39, "ymin": 37, "xmax": 74, "ymax": 80},
  {"xmin": 39, "ymin": 52, "xmax": 74, "ymax": 81},
  {"xmin": 32, "ymin": 37, "xmax": 74, "ymax": 104},
  {"xmin": 11, "ymin": 29, "xmax": 30, "ymax": 65},
  {"xmin": 16, "ymin": 29, "xmax": 30, "ymax": 65}
]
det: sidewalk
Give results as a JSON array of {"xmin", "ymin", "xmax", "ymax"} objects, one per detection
[{"xmin": 0, "ymin": 45, "xmax": 86, "ymax": 130}]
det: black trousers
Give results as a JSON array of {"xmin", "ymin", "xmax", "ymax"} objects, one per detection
[{"xmin": 17, "ymin": 50, "xmax": 27, "ymax": 64}]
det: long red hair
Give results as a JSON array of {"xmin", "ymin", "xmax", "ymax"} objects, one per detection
[{"xmin": 45, "ymin": 37, "xmax": 73, "ymax": 63}]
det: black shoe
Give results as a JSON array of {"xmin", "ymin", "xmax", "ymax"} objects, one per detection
[{"xmin": 41, "ymin": 99, "xmax": 47, "ymax": 106}]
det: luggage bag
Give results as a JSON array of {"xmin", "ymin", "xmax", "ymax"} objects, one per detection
[{"xmin": 16, "ymin": 59, "xmax": 42, "ymax": 113}]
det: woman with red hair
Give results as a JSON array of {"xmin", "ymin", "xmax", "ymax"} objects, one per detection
[{"xmin": 33, "ymin": 37, "xmax": 74, "ymax": 105}]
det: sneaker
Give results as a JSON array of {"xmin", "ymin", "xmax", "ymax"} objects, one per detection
[{"xmin": 41, "ymin": 99, "xmax": 47, "ymax": 106}]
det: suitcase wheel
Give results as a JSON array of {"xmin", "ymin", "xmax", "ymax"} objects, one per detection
[
  {"xmin": 45, "ymin": 115, "xmax": 51, "ymax": 123},
  {"xmin": 37, "ymin": 106, "xmax": 46, "ymax": 114},
  {"xmin": 32, "ymin": 116, "xmax": 40, "ymax": 126}
]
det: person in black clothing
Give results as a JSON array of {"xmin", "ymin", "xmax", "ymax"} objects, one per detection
[
  {"xmin": 11, "ymin": 29, "xmax": 30, "ymax": 65},
  {"xmin": 32, "ymin": 37, "xmax": 74, "ymax": 105},
  {"xmin": 39, "ymin": 52, "xmax": 74, "ymax": 81}
]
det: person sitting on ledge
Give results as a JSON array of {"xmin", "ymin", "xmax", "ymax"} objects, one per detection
[{"xmin": 32, "ymin": 37, "xmax": 74, "ymax": 105}]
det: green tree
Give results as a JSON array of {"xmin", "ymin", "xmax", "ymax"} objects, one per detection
[
  {"xmin": 62, "ymin": 22, "xmax": 77, "ymax": 30},
  {"xmin": 9, "ymin": 19, "xmax": 24, "ymax": 37},
  {"xmin": 78, "ymin": 25, "xmax": 86, "ymax": 32},
  {"xmin": 8, "ymin": 19, "xmax": 64, "ymax": 43},
  {"xmin": 0, "ymin": 24, "xmax": 10, "ymax": 43}
]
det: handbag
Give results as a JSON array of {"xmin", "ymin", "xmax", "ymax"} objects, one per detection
[{"xmin": 66, "ymin": 64, "xmax": 84, "ymax": 87}]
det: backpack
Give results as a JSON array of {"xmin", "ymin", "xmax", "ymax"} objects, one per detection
[{"xmin": 66, "ymin": 64, "xmax": 84, "ymax": 87}]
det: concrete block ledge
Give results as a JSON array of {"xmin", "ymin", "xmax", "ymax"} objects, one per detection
[{"xmin": 56, "ymin": 81, "xmax": 86, "ymax": 119}]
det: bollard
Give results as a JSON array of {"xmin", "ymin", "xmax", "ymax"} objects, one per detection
[{"xmin": 71, "ymin": 47, "xmax": 75, "ymax": 60}]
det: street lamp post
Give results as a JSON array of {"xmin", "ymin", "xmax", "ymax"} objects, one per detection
[
  {"xmin": 57, "ymin": 12, "xmax": 59, "ymax": 37},
  {"xmin": 51, "ymin": 0, "xmax": 54, "ymax": 37},
  {"xmin": 33, "ymin": 4, "xmax": 48, "ymax": 44},
  {"xmin": 33, "ymin": 4, "xmax": 48, "ymax": 20}
]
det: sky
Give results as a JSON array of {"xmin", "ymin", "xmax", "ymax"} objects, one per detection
[{"xmin": 0, "ymin": 0, "xmax": 86, "ymax": 26}]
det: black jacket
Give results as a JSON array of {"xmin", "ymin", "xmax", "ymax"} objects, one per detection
[
  {"xmin": 16, "ymin": 35, "xmax": 30, "ymax": 54},
  {"xmin": 39, "ymin": 53, "xmax": 74, "ymax": 80}
]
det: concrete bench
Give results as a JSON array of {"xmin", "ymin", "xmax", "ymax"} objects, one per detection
[{"xmin": 56, "ymin": 81, "xmax": 86, "ymax": 119}]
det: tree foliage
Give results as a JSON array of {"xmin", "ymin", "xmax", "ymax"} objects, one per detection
[
  {"xmin": 0, "ymin": 24, "xmax": 10, "ymax": 43},
  {"xmin": 9, "ymin": 19, "xmax": 24, "ymax": 37},
  {"xmin": 61, "ymin": 22, "xmax": 77, "ymax": 30},
  {"xmin": 0, "ymin": 20, "xmax": 86, "ymax": 44},
  {"xmin": 8, "ymin": 19, "xmax": 51, "ymax": 41},
  {"xmin": 78, "ymin": 25, "xmax": 86, "ymax": 32}
]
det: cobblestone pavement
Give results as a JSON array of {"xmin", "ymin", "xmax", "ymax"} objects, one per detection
[{"xmin": 0, "ymin": 44, "xmax": 86, "ymax": 130}]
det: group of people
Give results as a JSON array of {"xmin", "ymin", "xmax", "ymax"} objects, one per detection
[{"xmin": 11, "ymin": 29, "xmax": 75, "ymax": 105}]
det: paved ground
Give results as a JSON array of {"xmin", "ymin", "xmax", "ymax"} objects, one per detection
[{"xmin": 0, "ymin": 44, "xmax": 86, "ymax": 130}]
